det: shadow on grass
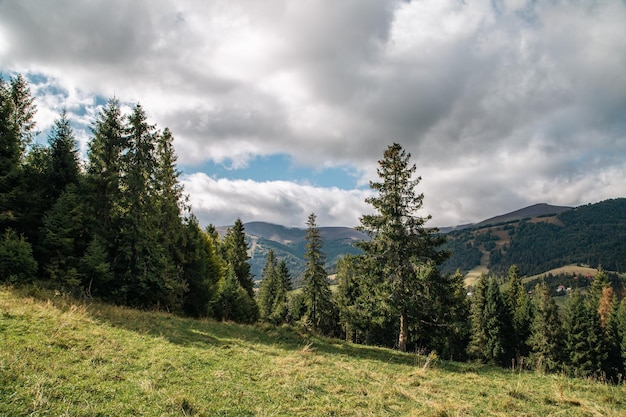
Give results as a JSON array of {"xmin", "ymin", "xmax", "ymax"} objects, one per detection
[{"xmin": 14, "ymin": 285, "xmax": 467, "ymax": 369}]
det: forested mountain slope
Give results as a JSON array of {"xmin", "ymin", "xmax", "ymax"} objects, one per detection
[
  {"xmin": 441, "ymin": 198, "xmax": 626, "ymax": 276},
  {"xmin": 217, "ymin": 222, "xmax": 368, "ymax": 284}
]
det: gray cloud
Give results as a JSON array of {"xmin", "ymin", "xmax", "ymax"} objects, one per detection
[{"xmin": 2, "ymin": 0, "xmax": 626, "ymax": 227}]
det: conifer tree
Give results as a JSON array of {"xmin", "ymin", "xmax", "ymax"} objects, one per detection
[
  {"xmin": 302, "ymin": 213, "xmax": 333, "ymax": 333},
  {"xmin": 484, "ymin": 277, "xmax": 515, "ymax": 366},
  {"xmin": 468, "ymin": 274, "xmax": 489, "ymax": 361},
  {"xmin": 258, "ymin": 249, "xmax": 278, "ymax": 321},
  {"xmin": 223, "ymin": 218, "xmax": 254, "ymax": 297},
  {"xmin": 357, "ymin": 143, "xmax": 447, "ymax": 352},
  {"xmin": 563, "ymin": 290, "xmax": 608, "ymax": 378},
  {"xmin": 0, "ymin": 229, "xmax": 37, "ymax": 283},
  {"xmin": 268, "ymin": 259, "xmax": 291, "ymax": 324},
  {"xmin": 617, "ymin": 298, "xmax": 626, "ymax": 372},
  {"xmin": 47, "ymin": 110, "xmax": 80, "ymax": 201},
  {"xmin": 0, "ymin": 74, "xmax": 36, "ymax": 235},
  {"xmin": 528, "ymin": 283, "xmax": 564, "ymax": 373},
  {"xmin": 181, "ymin": 216, "xmax": 222, "ymax": 318},
  {"xmin": 214, "ymin": 265, "xmax": 258, "ymax": 323},
  {"xmin": 84, "ymin": 98, "xmax": 125, "ymax": 268},
  {"xmin": 504, "ymin": 265, "xmax": 532, "ymax": 359},
  {"xmin": 40, "ymin": 185, "xmax": 87, "ymax": 288}
]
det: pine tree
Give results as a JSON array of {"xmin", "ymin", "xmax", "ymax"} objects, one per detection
[
  {"xmin": 268, "ymin": 259, "xmax": 291, "ymax": 324},
  {"xmin": 468, "ymin": 274, "xmax": 489, "ymax": 361},
  {"xmin": 47, "ymin": 110, "xmax": 80, "ymax": 201},
  {"xmin": 258, "ymin": 249, "xmax": 278, "ymax": 321},
  {"xmin": 336, "ymin": 254, "xmax": 366, "ymax": 342},
  {"xmin": 0, "ymin": 229, "xmax": 37, "ymax": 283},
  {"xmin": 84, "ymin": 98, "xmax": 126, "ymax": 292},
  {"xmin": 180, "ymin": 216, "xmax": 222, "ymax": 318},
  {"xmin": 0, "ymin": 74, "xmax": 36, "ymax": 235},
  {"xmin": 504, "ymin": 265, "xmax": 532, "ymax": 359},
  {"xmin": 79, "ymin": 236, "xmax": 113, "ymax": 299},
  {"xmin": 223, "ymin": 218, "xmax": 254, "ymax": 297},
  {"xmin": 302, "ymin": 213, "xmax": 333, "ymax": 333},
  {"xmin": 563, "ymin": 290, "xmax": 608, "ymax": 378},
  {"xmin": 528, "ymin": 283, "xmax": 564, "ymax": 373},
  {"xmin": 214, "ymin": 265, "xmax": 258, "ymax": 324},
  {"xmin": 484, "ymin": 277, "xmax": 515, "ymax": 366},
  {"xmin": 617, "ymin": 298, "xmax": 626, "ymax": 373},
  {"xmin": 40, "ymin": 185, "xmax": 88, "ymax": 288},
  {"xmin": 357, "ymin": 143, "xmax": 447, "ymax": 351}
]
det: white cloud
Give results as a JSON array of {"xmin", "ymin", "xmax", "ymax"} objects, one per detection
[
  {"xmin": 181, "ymin": 173, "xmax": 373, "ymax": 228},
  {"xmin": 2, "ymin": 0, "xmax": 626, "ymax": 227}
]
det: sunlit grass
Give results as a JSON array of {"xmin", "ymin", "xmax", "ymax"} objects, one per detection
[{"xmin": 1, "ymin": 286, "xmax": 625, "ymax": 416}]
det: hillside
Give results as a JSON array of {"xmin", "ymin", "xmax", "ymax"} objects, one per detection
[
  {"xmin": 441, "ymin": 198, "xmax": 626, "ymax": 277},
  {"xmin": 218, "ymin": 222, "xmax": 368, "ymax": 284},
  {"xmin": 2, "ymin": 287, "xmax": 625, "ymax": 416}
]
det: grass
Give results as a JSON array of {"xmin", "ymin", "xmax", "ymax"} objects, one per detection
[{"xmin": 1, "ymin": 286, "xmax": 625, "ymax": 416}]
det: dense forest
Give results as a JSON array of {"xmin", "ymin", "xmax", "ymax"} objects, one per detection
[
  {"xmin": 442, "ymin": 198, "xmax": 626, "ymax": 276},
  {"xmin": 2, "ymin": 74, "xmax": 626, "ymax": 381}
]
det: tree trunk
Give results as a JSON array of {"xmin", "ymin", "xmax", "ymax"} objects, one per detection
[{"xmin": 399, "ymin": 312, "xmax": 408, "ymax": 352}]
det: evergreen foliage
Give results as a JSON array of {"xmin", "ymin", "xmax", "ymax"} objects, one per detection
[
  {"xmin": 528, "ymin": 283, "xmax": 564, "ymax": 372},
  {"xmin": 504, "ymin": 265, "xmax": 532, "ymax": 359},
  {"xmin": 483, "ymin": 277, "xmax": 515, "ymax": 366},
  {"xmin": 0, "ymin": 229, "xmax": 37, "ymax": 283},
  {"xmin": 302, "ymin": 213, "xmax": 333, "ymax": 333},
  {"xmin": 356, "ymin": 143, "xmax": 447, "ymax": 352},
  {"xmin": 223, "ymin": 218, "xmax": 255, "ymax": 297}
]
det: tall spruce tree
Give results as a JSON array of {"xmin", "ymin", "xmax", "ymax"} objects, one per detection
[
  {"xmin": 302, "ymin": 213, "xmax": 333, "ymax": 333},
  {"xmin": 223, "ymin": 218, "xmax": 254, "ymax": 297},
  {"xmin": 84, "ymin": 98, "xmax": 125, "ymax": 282},
  {"xmin": 0, "ymin": 74, "xmax": 37, "ymax": 235},
  {"xmin": 181, "ymin": 215, "xmax": 222, "ymax": 318},
  {"xmin": 563, "ymin": 290, "xmax": 608, "ymax": 378},
  {"xmin": 504, "ymin": 265, "xmax": 533, "ymax": 359},
  {"xmin": 484, "ymin": 277, "xmax": 515, "ymax": 366},
  {"xmin": 468, "ymin": 274, "xmax": 489, "ymax": 360},
  {"xmin": 258, "ymin": 249, "xmax": 278, "ymax": 321},
  {"xmin": 528, "ymin": 283, "xmax": 564, "ymax": 373},
  {"xmin": 269, "ymin": 259, "xmax": 291, "ymax": 324},
  {"xmin": 357, "ymin": 143, "xmax": 447, "ymax": 352}
]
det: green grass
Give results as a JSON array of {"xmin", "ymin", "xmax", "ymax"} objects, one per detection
[{"xmin": 1, "ymin": 286, "xmax": 625, "ymax": 416}]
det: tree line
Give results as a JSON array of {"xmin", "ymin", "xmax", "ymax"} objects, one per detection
[{"xmin": 2, "ymin": 74, "xmax": 626, "ymax": 381}]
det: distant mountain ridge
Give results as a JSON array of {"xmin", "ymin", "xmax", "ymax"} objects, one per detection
[
  {"xmin": 217, "ymin": 199, "xmax": 625, "ymax": 284},
  {"xmin": 438, "ymin": 203, "xmax": 572, "ymax": 232},
  {"xmin": 216, "ymin": 222, "xmax": 368, "ymax": 284}
]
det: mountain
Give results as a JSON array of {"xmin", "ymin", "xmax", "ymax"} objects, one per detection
[
  {"xmin": 437, "ymin": 203, "xmax": 572, "ymax": 232},
  {"xmin": 441, "ymin": 198, "xmax": 626, "ymax": 277},
  {"xmin": 218, "ymin": 199, "xmax": 626, "ymax": 285},
  {"xmin": 217, "ymin": 222, "xmax": 368, "ymax": 286}
]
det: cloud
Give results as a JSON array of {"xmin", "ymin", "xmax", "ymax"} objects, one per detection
[
  {"xmin": 2, "ymin": 0, "xmax": 626, "ymax": 227},
  {"xmin": 182, "ymin": 173, "xmax": 373, "ymax": 228}
]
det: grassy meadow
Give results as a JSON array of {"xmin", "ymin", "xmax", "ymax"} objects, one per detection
[{"xmin": 1, "ymin": 286, "xmax": 625, "ymax": 416}]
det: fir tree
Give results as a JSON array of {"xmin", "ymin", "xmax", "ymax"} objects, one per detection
[
  {"xmin": 563, "ymin": 290, "xmax": 608, "ymax": 378},
  {"xmin": 468, "ymin": 274, "xmax": 489, "ymax": 361},
  {"xmin": 504, "ymin": 265, "xmax": 533, "ymax": 359},
  {"xmin": 528, "ymin": 283, "xmax": 564, "ymax": 373},
  {"xmin": 484, "ymin": 277, "xmax": 515, "ymax": 366},
  {"xmin": 0, "ymin": 74, "xmax": 36, "ymax": 235},
  {"xmin": 223, "ymin": 218, "xmax": 254, "ymax": 297},
  {"xmin": 302, "ymin": 213, "xmax": 333, "ymax": 333},
  {"xmin": 268, "ymin": 259, "xmax": 291, "ymax": 324},
  {"xmin": 0, "ymin": 229, "xmax": 37, "ymax": 283},
  {"xmin": 181, "ymin": 216, "xmax": 222, "ymax": 318},
  {"xmin": 214, "ymin": 265, "xmax": 258, "ymax": 324},
  {"xmin": 356, "ymin": 143, "xmax": 447, "ymax": 351},
  {"xmin": 258, "ymin": 249, "xmax": 278, "ymax": 321}
]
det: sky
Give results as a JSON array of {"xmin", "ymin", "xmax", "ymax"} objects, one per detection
[{"xmin": 1, "ymin": 0, "xmax": 625, "ymax": 228}]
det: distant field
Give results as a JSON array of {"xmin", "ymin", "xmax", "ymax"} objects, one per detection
[
  {"xmin": 523, "ymin": 264, "xmax": 600, "ymax": 284},
  {"xmin": 2, "ymin": 286, "xmax": 625, "ymax": 416}
]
